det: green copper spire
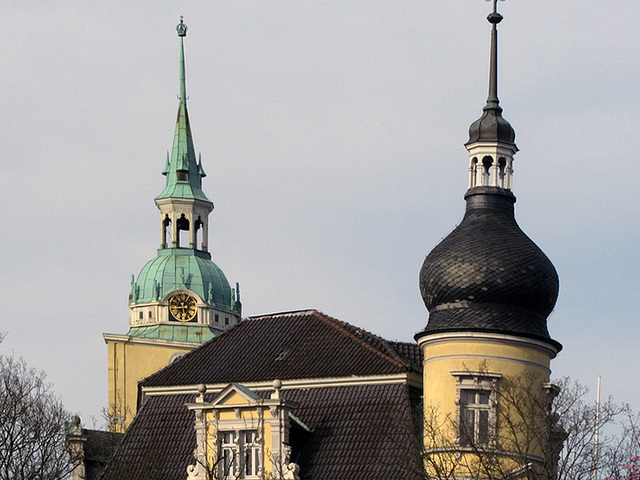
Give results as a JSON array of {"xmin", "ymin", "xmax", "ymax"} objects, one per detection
[
  {"xmin": 156, "ymin": 17, "xmax": 211, "ymax": 204},
  {"xmin": 178, "ymin": 16, "xmax": 187, "ymax": 101}
]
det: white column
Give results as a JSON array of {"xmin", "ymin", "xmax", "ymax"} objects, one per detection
[
  {"xmin": 189, "ymin": 213, "xmax": 196, "ymax": 249},
  {"xmin": 202, "ymin": 218, "xmax": 209, "ymax": 252},
  {"xmin": 171, "ymin": 213, "xmax": 178, "ymax": 248},
  {"xmin": 491, "ymin": 159, "xmax": 499, "ymax": 187},
  {"xmin": 469, "ymin": 159, "xmax": 475, "ymax": 189}
]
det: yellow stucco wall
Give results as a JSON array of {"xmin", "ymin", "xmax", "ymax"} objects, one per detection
[
  {"xmin": 420, "ymin": 334, "xmax": 558, "ymax": 477},
  {"xmin": 422, "ymin": 337, "xmax": 552, "ymax": 414},
  {"xmin": 106, "ymin": 338, "xmax": 192, "ymax": 431}
]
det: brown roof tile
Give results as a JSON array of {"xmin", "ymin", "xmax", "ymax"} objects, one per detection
[
  {"xmin": 102, "ymin": 311, "xmax": 425, "ymax": 480},
  {"xmin": 100, "ymin": 395, "xmax": 194, "ymax": 480},
  {"xmin": 101, "ymin": 384, "xmax": 423, "ymax": 480},
  {"xmin": 143, "ymin": 310, "xmax": 421, "ymax": 388}
]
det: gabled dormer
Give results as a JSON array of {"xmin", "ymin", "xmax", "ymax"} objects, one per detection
[{"xmin": 187, "ymin": 382, "xmax": 303, "ymax": 480}]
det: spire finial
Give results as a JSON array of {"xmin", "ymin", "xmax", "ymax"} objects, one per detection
[
  {"xmin": 177, "ymin": 16, "xmax": 187, "ymax": 37},
  {"xmin": 177, "ymin": 16, "xmax": 187, "ymax": 101},
  {"xmin": 484, "ymin": 0, "xmax": 504, "ymax": 112}
]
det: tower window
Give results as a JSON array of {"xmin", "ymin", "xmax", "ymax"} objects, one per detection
[
  {"xmin": 177, "ymin": 171, "xmax": 188, "ymax": 182},
  {"xmin": 451, "ymin": 370, "xmax": 500, "ymax": 448},
  {"xmin": 139, "ymin": 311, "xmax": 143, "ymax": 320},
  {"xmin": 225, "ymin": 317, "xmax": 229, "ymax": 325},
  {"xmin": 460, "ymin": 389, "xmax": 491, "ymax": 446},
  {"xmin": 215, "ymin": 314, "xmax": 219, "ymax": 323},
  {"xmin": 149, "ymin": 311, "xmax": 153, "ymax": 319}
]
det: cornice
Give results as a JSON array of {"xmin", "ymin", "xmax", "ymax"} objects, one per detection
[{"xmin": 141, "ymin": 372, "xmax": 423, "ymax": 398}]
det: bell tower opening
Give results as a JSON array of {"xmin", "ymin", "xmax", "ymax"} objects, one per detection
[
  {"xmin": 195, "ymin": 216, "xmax": 203, "ymax": 250},
  {"xmin": 177, "ymin": 214, "xmax": 190, "ymax": 248},
  {"xmin": 161, "ymin": 215, "xmax": 171, "ymax": 248}
]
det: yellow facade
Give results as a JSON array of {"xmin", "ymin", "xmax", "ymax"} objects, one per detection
[
  {"xmin": 419, "ymin": 332, "xmax": 560, "ymax": 479},
  {"xmin": 105, "ymin": 335, "xmax": 192, "ymax": 431}
]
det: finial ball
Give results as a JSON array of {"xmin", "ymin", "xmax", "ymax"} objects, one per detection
[
  {"xmin": 177, "ymin": 16, "xmax": 188, "ymax": 37},
  {"xmin": 487, "ymin": 12, "xmax": 503, "ymax": 24},
  {"xmin": 197, "ymin": 383, "xmax": 206, "ymax": 394}
]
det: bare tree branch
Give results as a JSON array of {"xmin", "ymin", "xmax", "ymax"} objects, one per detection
[{"xmin": 0, "ymin": 353, "xmax": 71, "ymax": 480}]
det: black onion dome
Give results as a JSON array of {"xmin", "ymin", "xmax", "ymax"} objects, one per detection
[
  {"xmin": 466, "ymin": 106, "xmax": 516, "ymax": 146},
  {"xmin": 417, "ymin": 187, "xmax": 560, "ymax": 348}
]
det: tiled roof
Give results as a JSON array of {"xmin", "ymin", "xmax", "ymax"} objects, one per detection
[
  {"xmin": 388, "ymin": 341, "xmax": 423, "ymax": 371},
  {"xmin": 83, "ymin": 429, "xmax": 123, "ymax": 463},
  {"xmin": 100, "ymin": 384, "xmax": 424, "ymax": 480},
  {"xmin": 286, "ymin": 383, "xmax": 423, "ymax": 479},
  {"xmin": 100, "ymin": 394, "xmax": 195, "ymax": 480},
  {"xmin": 102, "ymin": 311, "xmax": 425, "ymax": 480},
  {"xmin": 143, "ymin": 310, "xmax": 421, "ymax": 388},
  {"xmin": 81, "ymin": 429, "xmax": 123, "ymax": 480}
]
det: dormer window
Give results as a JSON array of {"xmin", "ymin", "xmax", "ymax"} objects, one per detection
[
  {"xmin": 187, "ymin": 383, "xmax": 302, "ymax": 480},
  {"xmin": 177, "ymin": 171, "xmax": 188, "ymax": 182}
]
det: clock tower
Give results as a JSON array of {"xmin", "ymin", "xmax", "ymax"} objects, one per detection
[{"xmin": 104, "ymin": 18, "xmax": 241, "ymax": 431}]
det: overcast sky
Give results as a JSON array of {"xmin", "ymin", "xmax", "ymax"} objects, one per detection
[{"xmin": 2, "ymin": 1, "xmax": 639, "ymax": 425}]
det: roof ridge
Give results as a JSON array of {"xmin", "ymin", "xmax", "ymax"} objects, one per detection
[
  {"xmin": 387, "ymin": 340, "xmax": 423, "ymax": 372},
  {"xmin": 312, "ymin": 311, "xmax": 407, "ymax": 370},
  {"xmin": 246, "ymin": 308, "xmax": 318, "ymax": 320}
]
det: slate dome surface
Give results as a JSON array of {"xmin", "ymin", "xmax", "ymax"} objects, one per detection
[
  {"xmin": 467, "ymin": 107, "xmax": 516, "ymax": 146},
  {"xmin": 418, "ymin": 187, "xmax": 559, "ymax": 345},
  {"xmin": 133, "ymin": 248, "xmax": 234, "ymax": 309}
]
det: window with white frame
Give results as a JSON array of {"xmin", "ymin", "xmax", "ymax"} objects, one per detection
[
  {"xmin": 459, "ymin": 389, "xmax": 491, "ymax": 446},
  {"xmin": 451, "ymin": 370, "xmax": 501, "ymax": 448},
  {"xmin": 220, "ymin": 431, "xmax": 237, "ymax": 477},
  {"xmin": 242, "ymin": 431, "xmax": 260, "ymax": 477},
  {"xmin": 218, "ymin": 430, "xmax": 261, "ymax": 479}
]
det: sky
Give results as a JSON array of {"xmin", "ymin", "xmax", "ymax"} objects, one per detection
[{"xmin": 1, "ymin": 1, "xmax": 639, "ymax": 426}]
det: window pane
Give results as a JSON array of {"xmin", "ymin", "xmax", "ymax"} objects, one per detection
[
  {"xmin": 461, "ymin": 407, "xmax": 475, "ymax": 446},
  {"xmin": 461, "ymin": 390, "xmax": 474, "ymax": 405},
  {"xmin": 478, "ymin": 410, "xmax": 489, "ymax": 444},
  {"xmin": 478, "ymin": 391, "xmax": 490, "ymax": 405},
  {"xmin": 254, "ymin": 449, "xmax": 260, "ymax": 475},
  {"xmin": 245, "ymin": 449, "xmax": 252, "ymax": 475}
]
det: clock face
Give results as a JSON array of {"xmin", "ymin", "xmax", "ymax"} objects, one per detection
[{"xmin": 169, "ymin": 293, "xmax": 197, "ymax": 322}]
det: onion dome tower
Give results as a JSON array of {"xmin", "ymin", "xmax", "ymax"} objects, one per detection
[
  {"xmin": 416, "ymin": 3, "xmax": 560, "ymax": 350},
  {"xmin": 104, "ymin": 18, "xmax": 241, "ymax": 431},
  {"xmin": 415, "ymin": 2, "xmax": 561, "ymax": 472}
]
